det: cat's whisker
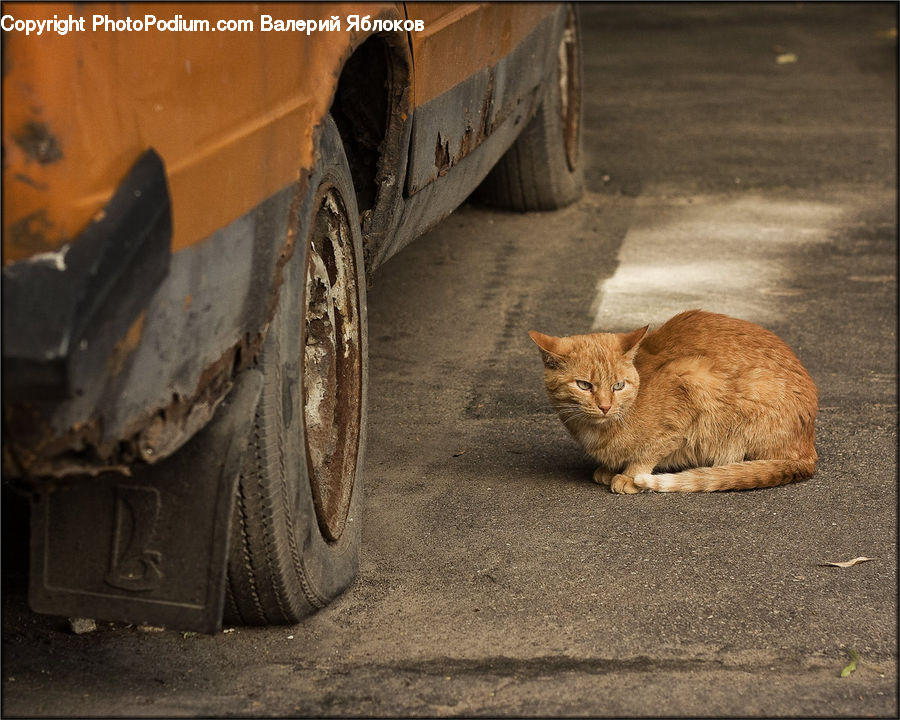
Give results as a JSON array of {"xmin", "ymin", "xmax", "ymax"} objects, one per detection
[
  {"xmin": 557, "ymin": 407, "xmax": 587, "ymax": 416},
  {"xmin": 556, "ymin": 405, "xmax": 590, "ymax": 417},
  {"xmin": 557, "ymin": 406, "xmax": 604, "ymax": 427}
]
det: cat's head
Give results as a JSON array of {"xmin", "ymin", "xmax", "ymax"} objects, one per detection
[{"xmin": 528, "ymin": 325, "xmax": 648, "ymax": 425}]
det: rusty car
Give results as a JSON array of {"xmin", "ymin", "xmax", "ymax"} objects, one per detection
[{"xmin": 1, "ymin": 1, "xmax": 583, "ymax": 631}]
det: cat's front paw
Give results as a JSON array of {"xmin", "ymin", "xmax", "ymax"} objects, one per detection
[
  {"xmin": 592, "ymin": 467, "xmax": 615, "ymax": 486},
  {"xmin": 610, "ymin": 473, "xmax": 641, "ymax": 494}
]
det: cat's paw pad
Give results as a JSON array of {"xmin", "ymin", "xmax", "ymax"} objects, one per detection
[
  {"xmin": 610, "ymin": 474, "xmax": 640, "ymax": 494},
  {"xmin": 593, "ymin": 468, "xmax": 615, "ymax": 486}
]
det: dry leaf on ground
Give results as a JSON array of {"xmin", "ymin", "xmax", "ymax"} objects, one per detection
[{"xmin": 821, "ymin": 556, "xmax": 873, "ymax": 568}]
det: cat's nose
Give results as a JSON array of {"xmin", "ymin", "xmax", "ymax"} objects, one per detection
[{"xmin": 598, "ymin": 404, "xmax": 611, "ymax": 414}]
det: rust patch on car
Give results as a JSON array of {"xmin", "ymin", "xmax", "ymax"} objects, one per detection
[
  {"xmin": 107, "ymin": 313, "xmax": 146, "ymax": 377},
  {"xmin": 8, "ymin": 210, "xmax": 63, "ymax": 255},
  {"xmin": 130, "ymin": 164, "xmax": 314, "ymax": 468},
  {"xmin": 459, "ymin": 79, "xmax": 495, "ymax": 160},
  {"xmin": 265, "ymin": 170, "xmax": 309, "ymax": 324},
  {"xmin": 14, "ymin": 173, "xmax": 49, "ymax": 191},
  {"xmin": 480, "ymin": 71, "xmax": 496, "ymax": 138},
  {"xmin": 432, "ymin": 71, "xmax": 496, "ymax": 180},
  {"xmin": 130, "ymin": 327, "xmax": 270, "ymax": 466},
  {"xmin": 435, "ymin": 133, "xmax": 451, "ymax": 176},
  {"xmin": 3, "ymin": 329, "xmax": 266, "ymax": 479},
  {"xmin": 1, "ymin": 405, "xmax": 114, "ymax": 479},
  {"xmin": 135, "ymin": 343, "xmax": 238, "ymax": 463},
  {"xmin": 13, "ymin": 120, "xmax": 63, "ymax": 165},
  {"xmin": 3, "ymin": 163, "xmax": 313, "ymax": 480},
  {"xmin": 459, "ymin": 124, "xmax": 475, "ymax": 157}
]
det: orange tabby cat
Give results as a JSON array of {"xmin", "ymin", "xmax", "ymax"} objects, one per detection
[{"xmin": 530, "ymin": 310, "xmax": 818, "ymax": 493}]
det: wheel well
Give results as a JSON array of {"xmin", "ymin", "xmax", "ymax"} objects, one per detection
[
  {"xmin": 330, "ymin": 35, "xmax": 409, "ymax": 218},
  {"xmin": 331, "ymin": 33, "xmax": 412, "ymax": 273}
]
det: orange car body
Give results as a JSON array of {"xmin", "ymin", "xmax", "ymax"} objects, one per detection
[{"xmin": 2, "ymin": 2, "xmax": 564, "ymax": 477}]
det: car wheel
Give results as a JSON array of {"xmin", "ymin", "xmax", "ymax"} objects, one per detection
[
  {"xmin": 476, "ymin": 4, "xmax": 584, "ymax": 210},
  {"xmin": 224, "ymin": 115, "xmax": 366, "ymax": 626}
]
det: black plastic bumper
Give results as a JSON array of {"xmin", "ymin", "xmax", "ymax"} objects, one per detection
[{"xmin": 2, "ymin": 148, "xmax": 171, "ymax": 403}]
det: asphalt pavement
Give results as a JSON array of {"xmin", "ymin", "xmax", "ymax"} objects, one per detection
[{"xmin": 2, "ymin": 3, "xmax": 897, "ymax": 717}]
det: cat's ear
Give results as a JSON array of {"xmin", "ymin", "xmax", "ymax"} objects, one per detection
[
  {"xmin": 620, "ymin": 325, "xmax": 649, "ymax": 360},
  {"xmin": 529, "ymin": 331, "xmax": 569, "ymax": 368}
]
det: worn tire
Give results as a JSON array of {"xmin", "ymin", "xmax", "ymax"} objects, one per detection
[
  {"xmin": 224, "ymin": 115, "xmax": 366, "ymax": 626},
  {"xmin": 476, "ymin": 4, "xmax": 584, "ymax": 210}
]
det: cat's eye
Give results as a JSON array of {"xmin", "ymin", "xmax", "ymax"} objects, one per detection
[
  {"xmin": 575, "ymin": 380, "xmax": 593, "ymax": 391},
  {"xmin": 612, "ymin": 380, "xmax": 626, "ymax": 391}
]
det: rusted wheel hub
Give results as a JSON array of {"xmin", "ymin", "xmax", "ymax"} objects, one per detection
[
  {"xmin": 558, "ymin": 5, "xmax": 581, "ymax": 172},
  {"xmin": 302, "ymin": 187, "xmax": 362, "ymax": 542}
]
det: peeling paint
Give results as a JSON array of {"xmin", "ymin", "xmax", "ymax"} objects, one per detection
[
  {"xmin": 265, "ymin": 172, "xmax": 308, "ymax": 324},
  {"xmin": 3, "ymin": 330, "xmax": 263, "ymax": 479},
  {"xmin": 3, "ymin": 172, "xmax": 302, "ymax": 479},
  {"xmin": 107, "ymin": 312, "xmax": 146, "ymax": 377},
  {"xmin": 435, "ymin": 133, "xmax": 451, "ymax": 175},
  {"xmin": 26, "ymin": 245, "xmax": 69, "ymax": 272},
  {"xmin": 8, "ymin": 210, "xmax": 63, "ymax": 256},
  {"xmin": 13, "ymin": 120, "xmax": 63, "ymax": 165},
  {"xmin": 432, "ymin": 72, "xmax": 496, "ymax": 180},
  {"xmin": 405, "ymin": 8, "xmax": 559, "ymax": 198}
]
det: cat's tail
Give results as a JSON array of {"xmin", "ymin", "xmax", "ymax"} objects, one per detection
[{"xmin": 632, "ymin": 458, "xmax": 816, "ymax": 493}]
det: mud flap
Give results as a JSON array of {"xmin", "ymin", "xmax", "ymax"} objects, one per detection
[{"xmin": 28, "ymin": 369, "xmax": 263, "ymax": 634}]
